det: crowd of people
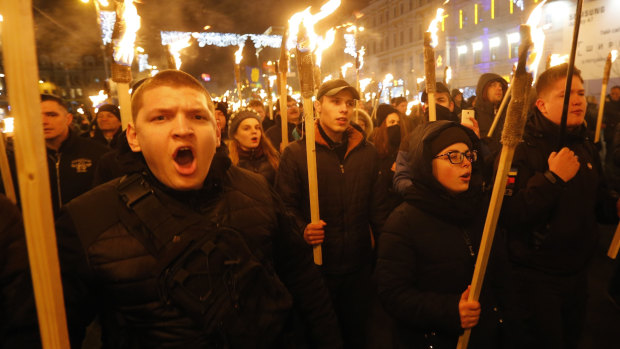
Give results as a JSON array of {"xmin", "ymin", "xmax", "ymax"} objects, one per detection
[{"xmin": 1, "ymin": 65, "xmax": 620, "ymax": 349}]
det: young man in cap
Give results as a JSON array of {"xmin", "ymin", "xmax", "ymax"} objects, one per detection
[
  {"xmin": 55, "ymin": 70, "xmax": 341, "ymax": 348},
  {"xmin": 276, "ymin": 79, "xmax": 389, "ymax": 348},
  {"xmin": 501, "ymin": 64, "xmax": 619, "ymax": 348}
]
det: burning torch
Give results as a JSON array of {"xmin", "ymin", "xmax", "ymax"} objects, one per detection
[
  {"xmin": 234, "ymin": 43, "xmax": 244, "ymax": 104},
  {"xmin": 111, "ymin": 0, "xmax": 140, "ymax": 130}
]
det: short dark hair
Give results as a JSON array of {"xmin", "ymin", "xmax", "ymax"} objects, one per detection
[
  {"xmin": 248, "ymin": 99, "xmax": 265, "ymax": 109},
  {"xmin": 611, "ymin": 85, "xmax": 620, "ymax": 91},
  {"xmin": 536, "ymin": 63, "xmax": 584, "ymax": 98},
  {"xmin": 391, "ymin": 96, "xmax": 407, "ymax": 105},
  {"xmin": 40, "ymin": 94, "xmax": 68, "ymax": 112},
  {"xmin": 131, "ymin": 70, "xmax": 212, "ymax": 122}
]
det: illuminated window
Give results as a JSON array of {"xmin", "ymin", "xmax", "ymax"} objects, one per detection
[
  {"xmin": 459, "ymin": 10, "xmax": 463, "ymax": 29},
  {"xmin": 491, "ymin": 0, "xmax": 495, "ymax": 19},
  {"xmin": 507, "ymin": 32, "xmax": 520, "ymax": 59},
  {"xmin": 489, "ymin": 37, "xmax": 500, "ymax": 61},
  {"xmin": 473, "ymin": 41, "xmax": 483, "ymax": 64},
  {"xmin": 458, "ymin": 45, "xmax": 468, "ymax": 66},
  {"xmin": 475, "ymin": 4, "xmax": 478, "ymax": 25}
]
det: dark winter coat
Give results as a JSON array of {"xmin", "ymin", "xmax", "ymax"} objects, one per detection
[
  {"xmin": 2, "ymin": 129, "xmax": 108, "ymax": 216},
  {"xmin": 265, "ymin": 118, "xmax": 301, "ymax": 152},
  {"xmin": 56, "ymin": 151, "xmax": 342, "ymax": 348},
  {"xmin": 87, "ymin": 127, "xmax": 123, "ymax": 149},
  {"xmin": 475, "ymin": 73, "xmax": 508, "ymax": 154},
  {"xmin": 0, "ymin": 195, "xmax": 41, "ymax": 348},
  {"xmin": 276, "ymin": 121, "xmax": 389, "ymax": 275},
  {"xmin": 375, "ymin": 121, "xmax": 503, "ymax": 348},
  {"xmin": 237, "ymin": 148, "xmax": 277, "ymax": 186},
  {"xmin": 501, "ymin": 109, "xmax": 618, "ymax": 275}
]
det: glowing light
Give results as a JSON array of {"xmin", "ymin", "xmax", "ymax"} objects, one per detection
[
  {"xmin": 612, "ymin": 50, "xmax": 618, "ymax": 63},
  {"xmin": 287, "ymin": 0, "xmax": 341, "ymax": 52},
  {"xmin": 445, "ymin": 66, "xmax": 452, "ymax": 84},
  {"xmin": 165, "ymin": 32, "xmax": 192, "ymax": 70},
  {"xmin": 203, "ymin": 25, "xmax": 211, "ymax": 30},
  {"xmin": 323, "ymin": 74, "xmax": 333, "ymax": 83},
  {"xmin": 89, "ymin": 90, "xmax": 108, "ymax": 108},
  {"xmin": 472, "ymin": 41, "xmax": 483, "ymax": 51},
  {"xmin": 489, "ymin": 37, "xmax": 501, "ymax": 48},
  {"xmin": 113, "ymin": 0, "xmax": 141, "ymax": 65},
  {"xmin": 268, "ymin": 75, "xmax": 277, "ymax": 87},
  {"xmin": 549, "ymin": 53, "xmax": 569, "ymax": 68},
  {"xmin": 340, "ymin": 63, "xmax": 353, "ymax": 78},
  {"xmin": 357, "ymin": 46, "xmax": 365, "ymax": 71},
  {"xmin": 234, "ymin": 43, "xmax": 245, "ymax": 65},
  {"xmin": 383, "ymin": 74, "xmax": 394, "ymax": 90},
  {"xmin": 417, "ymin": 77, "xmax": 426, "ymax": 84},
  {"xmin": 100, "ymin": 10, "xmax": 116, "ymax": 45},
  {"xmin": 344, "ymin": 33, "xmax": 357, "ymax": 57},
  {"xmin": 315, "ymin": 28, "xmax": 336, "ymax": 67},
  {"xmin": 81, "ymin": 0, "xmax": 89, "ymax": 3},
  {"xmin": 1, "ymin": 117, "xmax": 14, "ymax": 134},
  {"xmin": 427, "ymin": 8, "xmax": 445, "ymax": 48},
  {"xmin": 98, "ymin": 0, "xmax": 110, "ymax": 6},
  {"xmin": 77, "ymin": 107, "xmax": 85, "ymax": 114},
  {"xmin": 507, "ymin": 32, "xmax": 520, "ymax": 44},
  {"xmin": 526, "ymin": 0, "xmax": 548, "ymax": 79},
  {"xmin": 359, "ymin": 78, "xmax": 372, "ymax": 92},
  {"xmin": 458, "ymin": 45, "xmax": 468, "ymax": 55}
]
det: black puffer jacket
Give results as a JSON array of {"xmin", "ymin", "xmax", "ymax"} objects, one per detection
[
  {"xmin": 56, "ymin": 152, "xmax": 341, "ymax": 348},
  {"xmin": 237, "ymin": 148, "xmax": 277, "ymax": 186},
  {"xmin": 0, "ymin": 195, "xmax": 41, "ymax": 348},
  {"xmin": 375, "ymin": 121, "xmax": 503, "ymax": 348},
  {"xmin": 276, "ymin": 121, "xmax": 389, "ymax": 275},
  {"xmin": 501, "ymin": 109, "xmax": 618, "ymax": 275}
]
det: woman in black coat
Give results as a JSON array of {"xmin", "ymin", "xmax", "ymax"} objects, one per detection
[
  {"xmin": 375, "ymin": 121, "xmax": 503, "ymax": 348},
  {"xmin": 227, "ymin": 110, "xmax": 280, "ymax": 185}
]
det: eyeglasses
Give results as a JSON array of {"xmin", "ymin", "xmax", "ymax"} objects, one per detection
[{"xmin": 434, "ymin": 150, "xmax": 477, "ymax": 164}]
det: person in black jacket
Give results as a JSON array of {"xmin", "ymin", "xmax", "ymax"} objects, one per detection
[
  {"xmin": 56, "ymin": 70, "xmax": 341, "ymax": 348},
  {"xmin": 276, "ymin": 79, "xmax": 389, "ymax": 348},
  {"xmin": 227, "ymin": 109, "xmax": 280, "ymax": 185},
  {"xmin": 265, "ymin": 96, "xmax": 302, "ymax": 152},
  {"xmin": 84, "ymin": 104, "xmax": 123, "ymax": 149},
  {"xmin": 375, "ymin": 121, "xmax": 503, "ymax": 348},
  {"xmin": 0, "ymin": 195, "xmax": 41, "ymax": 348},
  {"xmin": 474, "ymin": 73, "xmax": 508, "ymax": 153},
  {"xmin": 1, "ymin": 95, "xmax": 108, "ymax": 216},
  {"xmin": 501, "ymin": 64, "xmax": 619, "ymax": 349}
]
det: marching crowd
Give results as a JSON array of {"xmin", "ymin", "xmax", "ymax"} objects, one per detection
[{"xmin": 1, "ymin": 64, "xmax": 620, "ymax": 349}]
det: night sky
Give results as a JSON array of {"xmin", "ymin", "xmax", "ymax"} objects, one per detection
[{"xmin": 31, "ymin": 0, "xmax": 370, "ymax": 94}]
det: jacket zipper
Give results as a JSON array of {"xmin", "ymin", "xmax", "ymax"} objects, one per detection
[
  {"xmin": 461, "ymin": 228, "xmax": 475, "ymax": 259},
  {"xmin": 339, "ymin": 164, "xmax": 344, "ymax": 174},
  {"xmin": 55, "ymin": 152, "xmax": 62, "ymax": 208}
]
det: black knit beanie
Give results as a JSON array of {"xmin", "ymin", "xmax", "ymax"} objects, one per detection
[
  {"xmin": 97, "ymin": 104, "xmax": 121, "ymax": 121},
  {"xmin": 430, "ymin": 126, "xmax": 472, "ymax": 156}
]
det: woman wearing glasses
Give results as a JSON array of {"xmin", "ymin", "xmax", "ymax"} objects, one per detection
[{"xmin": 375, "ymin": 121, "xmax": 502, "ymax": 348}]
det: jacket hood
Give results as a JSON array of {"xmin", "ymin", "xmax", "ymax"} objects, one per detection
[
  {"xmin": 403, "ymin": 121, "xmax": 484, "ymax": 224},
  {"xmin": 475, "ymin": 73, "xmax": 508, "ymax": 107}
]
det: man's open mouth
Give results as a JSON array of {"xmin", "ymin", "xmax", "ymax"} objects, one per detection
[{"xmin": 173, "ymin": 146, "xmax": 197, "ymax": 175}]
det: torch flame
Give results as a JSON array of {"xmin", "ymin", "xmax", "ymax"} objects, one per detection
[
  {"xmin": 357, "ymin": 46, "xmax": 365, "ymax": 70},
  {"xmin": 286, "ymin": 0, "xmax": 341, "ymax": 54},
  {"xmin": 98, "ymin": 0, "xmax": 109, "ymax": 6},
  {"xmin": 417, "ymin": 77, "xmax": 426, "ymax": 84},
  {"xmin": 612, "ymin": 50, "xmax": 618, "ymax": 63},
  {"xmin": 168, "ymin": 35, "xmax": 192, "ymax": 70},
  {"xmin": 445, "ymin": 66, "xmax": 452, "ymax": 84},
  {"xmin": 341, "ymin": 63, "xmax": 353, "ymax": 78},
  {"xmin": 323, "ymin": 75, "xmax": 334, "ymax": 83},
  {"xmin": 526, "ymin": 0, "xmax": 547, "ymax": 79},
  {"xmin": 359, "ymin": 78, "xmax": 372, "ymax": 92},
  {"xmin": 549, "ymin": 53, "xmax": 569, "ymax": 68},
  {"xmin": 113, "ymin": 0, "xmax": 141, "ymax": 65},
  {"xmin": 427, "ymin": 8, "xmax": 445, "ymax": 48},
  {"xmin": 268, "ymin": 75, "xmax": 277, "ymax": 88},
  {"xmin": 234, "ymin": 43, "xmax": 244, "ymax": 65},
  {"xmin": 89, "ymin": 90, "xmax": 109, "ymax": 108},
  {"xmin": 383, "ymin": 74, "xmax": 394, "ymax": 90},
  {"xmin": 315, "ymin": 27, "xmax": 336, "ymax": 67}
]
